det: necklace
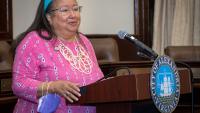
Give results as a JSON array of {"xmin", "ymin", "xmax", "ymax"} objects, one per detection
[{"xmin": 55, "ymin": 37, "xmax": 92, "ymax": 74}]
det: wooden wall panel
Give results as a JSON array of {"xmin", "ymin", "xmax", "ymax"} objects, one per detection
[{"xmin": 0, "ymin": 0, "xmax": 13, "ymax": 41}]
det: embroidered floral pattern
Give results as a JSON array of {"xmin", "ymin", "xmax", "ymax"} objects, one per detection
[{"xmin": 57, "ymin": 40, "xmax": 92, "ymax": 74}]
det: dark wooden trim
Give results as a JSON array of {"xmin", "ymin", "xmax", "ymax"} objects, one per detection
[
  {"xmin": 134, "ymin": 0, "xmax": 142, "ymax": 38},
  {"xmin": 134, "ymin": 0, "xmax": 154, "ymax": 47},
  {"xmin": 0, "ymin": 0, "xmax": 13, "ymax": 41},
  {"xmin": 8, "ymin": 0, "xmax": 13, "ymax": 40}
]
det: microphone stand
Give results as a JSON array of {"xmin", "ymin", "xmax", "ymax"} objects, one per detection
[{"xmin": 136, "ymin": 48, "xmax": 158, "ymax": 61}]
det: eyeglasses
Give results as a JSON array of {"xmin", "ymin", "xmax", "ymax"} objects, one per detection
[{"xmin": 48, "ymin": 6, "xmax": 82, "ymax": 15}]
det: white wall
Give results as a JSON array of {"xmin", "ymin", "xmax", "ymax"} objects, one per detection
[
  {"xmin": 13, "ymin": 0, "xmax": 39, "ymax": 39},
  {"xmin": 13, "ymin": 0, "xmax": 134, "ymax": 39},
  {"xmin": 78, "ymin": 0, "xmax": 134, "ymax": 34}
]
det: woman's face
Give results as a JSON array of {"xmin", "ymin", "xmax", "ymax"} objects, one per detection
[{"xmin": 47, "ymin": 0, "xmax": 81, "ymax": 37}]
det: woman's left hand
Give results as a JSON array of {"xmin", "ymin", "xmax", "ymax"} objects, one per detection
[{"xmin": 49, "ymin": 80, "xmax": 81, "ymax": 103}]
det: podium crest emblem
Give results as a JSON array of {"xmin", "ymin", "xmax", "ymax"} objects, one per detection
[{"xmin": 150, "ymin": 55, "xmax": 180, "ymax": 113}]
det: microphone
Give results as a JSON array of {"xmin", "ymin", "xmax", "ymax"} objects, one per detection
[{"xmin": 117, "ymin": 30, "xmax": 158, "ymax": 60}]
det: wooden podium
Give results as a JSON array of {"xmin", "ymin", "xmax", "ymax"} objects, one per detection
[{"xmin": 76, "ymin": 69, "xmax": 191, "ymax": 113}]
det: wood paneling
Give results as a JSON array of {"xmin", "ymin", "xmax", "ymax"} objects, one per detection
[
  {"xmin": 0, "ymin": 0, "xmax": 12, "ymax": 41},
  {"xmin": 134, "ymin": 0, "xmax": 154, "ymax": 48},
  {"xmin": 86, "ymin": 34, "xmax": 149, "ymax": 61}
]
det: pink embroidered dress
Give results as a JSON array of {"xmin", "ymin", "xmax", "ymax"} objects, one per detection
[{"xmin": 12, "ymin": 31, "xmax": 104, "ymax": 113}]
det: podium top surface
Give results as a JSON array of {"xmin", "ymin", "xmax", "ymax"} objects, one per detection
[{"xmin": 77, "ymin": 69, "xmax": 191, "ymax": 104}]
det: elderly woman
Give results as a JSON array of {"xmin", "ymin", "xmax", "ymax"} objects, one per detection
[{"xmin": 12, "ymin": 0, "xmax": 104, "ymax": 112}]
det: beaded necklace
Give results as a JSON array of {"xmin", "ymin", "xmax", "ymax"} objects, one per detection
[{"xmin": 55, "ymin": 37, "xmax": 92, "ymax": 74}]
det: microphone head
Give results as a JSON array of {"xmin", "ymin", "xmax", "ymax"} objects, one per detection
[{"xmin": 117, "ymin": 30, "xmax": 128, "ymax": 39}]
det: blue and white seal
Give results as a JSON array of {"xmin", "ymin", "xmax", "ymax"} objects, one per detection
[{"xmin": 150, "ymin": 55, "xmax": 180, "ymax": 113}]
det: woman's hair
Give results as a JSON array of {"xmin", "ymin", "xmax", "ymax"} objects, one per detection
[{"xmin": 12, "ymin": 0, "xmax": 55, "ymax": 51}]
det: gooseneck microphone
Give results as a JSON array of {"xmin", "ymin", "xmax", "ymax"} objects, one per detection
[{"xmin": 117, "ymin": 31, "xmax": 158, "ymax": 60}]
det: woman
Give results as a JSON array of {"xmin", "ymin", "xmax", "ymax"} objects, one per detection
[{"xmin": 12, "ymin": 0, "xmax": 104, "ymax": 112}]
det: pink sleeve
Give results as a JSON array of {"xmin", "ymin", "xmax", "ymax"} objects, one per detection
[{"xmin": 12, "ymin": 32, "xmax": 42, "ymax": 103}]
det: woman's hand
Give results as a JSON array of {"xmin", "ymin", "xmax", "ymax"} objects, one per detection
[{"xmin": 49, "ymin": 80, "xmax": 81, "ymax": 103}]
